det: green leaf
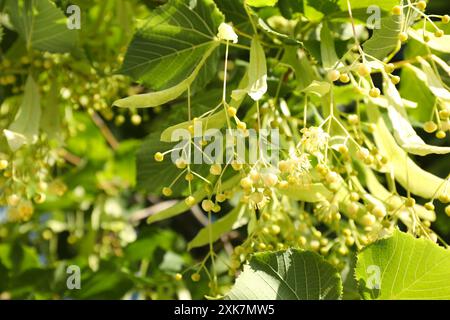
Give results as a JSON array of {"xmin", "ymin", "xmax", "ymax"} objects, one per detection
[
  {"xmin": 246, "ymin": 0, "xmax": 278, "ymax": 7},
  {"xmin": 4, "ymin": 0, "xmax": 78, "ymax": 53},
  {"xmin": 114, "ymin": 44, "xmax": 218, "ymax": 108},
  {"xmin": 304, "ymin": 0, "xmax": 340, "ymax": 20},
  {"xmin": 120, "ymin": 0, "xmax": 223, "ymax": 91},
  {"xmin": 3, "ymin": 75, "xmax": 40, "ymax": 151},
  {"xmin": 226, "ymin": 249, "xmax": 342, "ymax": 299},
  {"xmin": 215, "ymin": 0, "xmax": 252, "ymax": 32},
  {"xmin": 387, "ymin": 105, "xmax": 450, "ymax": 156},
  {"xmin": 257, "ymin": 18, "xmax": 303, "ymax": 46},
  {"xmin": 320, "ymin": 20, "xmax": 339, "ymax": 69},
  {"xmin": 363, "ymin": 13, "xmax": 401, "ymax": 60},
  {"xmin": 136, "ymin": 132, "xmax": 187, "ymax": 195},
  {"xmin": 282, "ymin": 46, "xmax": 317, "ymax": 90},
  {"xmin": 356, "ymin": 229, "xmax": 450, "ymax": 299},
  {"xmin": 188, "ymin": 205, "xmax": 247, "ymax": 250}
]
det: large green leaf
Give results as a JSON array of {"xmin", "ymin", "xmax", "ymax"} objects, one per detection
[
  {"xmin": 120, "ymin": 0, "xmax": 223, "ymax": 91},
  {"xmin": 4, "ymin": 0, "xmax": 78, "ymax": 52},
  {"xmin": 356, "ymin": 229, "xmax": 450, "ymax": 299},
  {"xmin": 114, "ymin": 44, "xmax": 218, "ymax": 108},
  {"xmin": 226, "ymin": 249, "xmax": 342, "ymax": 300}
]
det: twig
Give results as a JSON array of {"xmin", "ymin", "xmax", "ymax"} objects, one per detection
[{"xmin": 90, "ymin": 111, "xmax": 119, "ymax": 150}]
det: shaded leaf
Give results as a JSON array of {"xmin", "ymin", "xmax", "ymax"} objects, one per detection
[
  {"xmin": 226, "ymin": 249, "xmax": 342, "ymax": 299},
  {"xmin": 5, "ymin": 0, "xmax": 78, "ymax": 52},
  {"xmin": 4, "ymin": 75, "xmax": 40, "ymax": 151},
  {"xmin": 188, "ymin": 205, "xmax": 247, "ymax": 250}
]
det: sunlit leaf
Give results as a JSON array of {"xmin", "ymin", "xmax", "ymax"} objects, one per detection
[{"xmin": 356, "ymin": 229, "xmax": 450, "ymax": 299}]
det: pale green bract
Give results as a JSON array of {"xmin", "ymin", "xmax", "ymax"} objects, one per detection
[
  {"xmin": 226, "ymin": 249, "xmax": 342, "ymax": 300},
  {"xmin": 367, "ymin": 105, "xmax": 450, "ymax": 200},
  {"xmin": 320, "ymin": 21, "xmax": 339, "ymax": 70},
  {"xmin": 387, "ymin": 105, "xmax": 450, "ymax": 156},
  {"xmin": 246, "ymin": 37, "xmax": 268, "ymax": 101},
  {"xmin": 356, "ymin": 229, "xmax": 450, "ymax": 299},
  {"xmin": 3, "ymin": 75, "xmax": 41, "ymax": 152},
  {"xmin": 408, "ymin": 28, "xmax": 450, "ymax": 53},
  {"xmin": 246, "ymin": 0, "xmax": 279, "ymax": 8}
]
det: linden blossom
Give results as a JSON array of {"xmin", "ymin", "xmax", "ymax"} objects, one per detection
[
  {"xmin": 169, "ymin": 121, "xmax": 280, "ymax": 166},
  {"xmin": 174, "ymin": 305, "xmax": 208, "ymax": 318}
]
